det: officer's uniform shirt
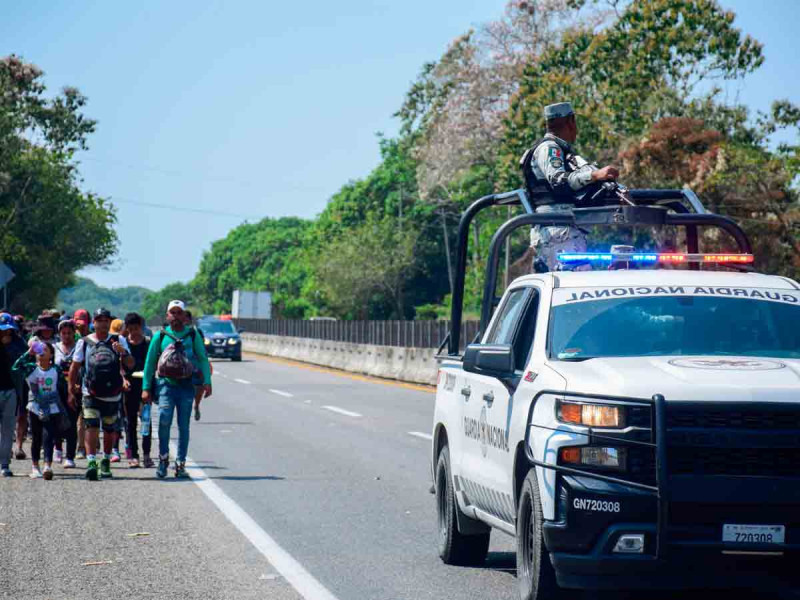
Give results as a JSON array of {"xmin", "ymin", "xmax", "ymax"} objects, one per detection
[{"xmin": 529, "ymin": 133, "xmax": 597, "ymax": 270}]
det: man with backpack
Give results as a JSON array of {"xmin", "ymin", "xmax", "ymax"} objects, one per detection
[
  {"xmin": 67, "ymin": 308, "xmax": 134, "ymax": 480},
  {"xmin": 142, "ymin": 300, "xmax": 211, "ymax": 479}
]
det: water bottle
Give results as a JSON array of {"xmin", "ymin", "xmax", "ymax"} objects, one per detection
[
  {"xmin": 31, "ymin": 341, "xmax": 45, "ymax": 355},
  {"xmin": 141, "ymin": 403, "xmax": 151, "ymax": 437}
]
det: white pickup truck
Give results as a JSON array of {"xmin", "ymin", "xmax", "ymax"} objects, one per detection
[{"xmin": 430, "ymin": 190, "xmax": 800, "ymax": 599}]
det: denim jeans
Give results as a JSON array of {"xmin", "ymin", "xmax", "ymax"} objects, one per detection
[
  {"xmin": 0, "ymin": 389, "xmax": 16, "ymax": 466},
  {"xmin": 156, "ymin": 382, "xmax": 194, "ymax": 463}
]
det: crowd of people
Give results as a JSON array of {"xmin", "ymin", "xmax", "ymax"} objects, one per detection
[{"xmin": 0, "ymin": 299, "xmax": 212, "ymax": 480}]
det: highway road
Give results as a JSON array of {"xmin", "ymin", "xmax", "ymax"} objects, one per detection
[
  {"xmin": 2, "ymin": 352, "xmax": 782, "ymax": 599},
  {"xmin": 190, "ymin": 355, "xmax": 518, "ymax": 600}
]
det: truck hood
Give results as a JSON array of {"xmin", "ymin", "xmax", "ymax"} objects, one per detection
[{"xmin": 546, "ymin": 356, "xmax": 800, "ymax": 403}]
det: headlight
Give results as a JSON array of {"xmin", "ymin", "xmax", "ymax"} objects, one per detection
[
  {"xmin": 204, "ymin": 338, "xmax": 210, "ymax": 346},
  {"xmin": 560, "ymin": 446, "xmax": 627, "ymax": 470},
  {"xmin": 227, "ymin": 338, "xmax": 239, "ymax": 345},
  {"xmin": 557, "ymin": 399, "xmax": 626, "ymax": 428}
]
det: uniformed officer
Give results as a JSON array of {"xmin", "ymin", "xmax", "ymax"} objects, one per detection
[{"xmin": 528, "ymin": 102, "xmax": 619, "ymax": 271}]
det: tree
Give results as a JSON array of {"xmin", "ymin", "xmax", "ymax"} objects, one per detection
[
  {"xmin": 313, "ymin": 215, "xmax": 422, "ymax": 319},
  {"xmin": 57, "ymin": 277, "xmax": 153, "ymax": 317},
  {"xmin": 140, "ymin": 282, "xmax": 195, "ymax": 321},
  {"xmin": 0, "ymin": 55, "xmax": 117, "ymax": 313}
]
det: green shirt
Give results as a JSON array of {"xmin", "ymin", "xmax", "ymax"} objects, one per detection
[{"xmin": 142, "ymin": 326, "xmax": 211, "ymax": 391}]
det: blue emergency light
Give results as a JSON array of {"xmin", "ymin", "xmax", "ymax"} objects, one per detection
[{"xmin": 558, "ymin": 252, "xmax": 754, "ymax": 265}]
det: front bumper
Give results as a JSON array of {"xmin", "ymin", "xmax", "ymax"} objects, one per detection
[
  {"xmin": 206, "ymin": 343, "xmax": 241, "ymax": 358},
  {"xmin": 545, "ymin": 475, "xmax": 800, "ymax": 590},
  {"xmin": 526, "ymin": 393, "xmax": 800, "ymax": 592}
]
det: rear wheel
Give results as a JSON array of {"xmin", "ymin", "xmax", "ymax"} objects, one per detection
[
  {"xmin": 232, "ymin": 354, "xmax": 242, "ymax": 362},
  {"xmin": 517, "ymin": 468, "xmax": 566, "ymax": 600},
  {"xmin": 436, "ymin": 445, "xmax": 490, "ymax": 566}
]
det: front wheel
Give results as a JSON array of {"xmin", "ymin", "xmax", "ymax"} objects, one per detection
[
  {"xmin": 232, "ymin": 355, "xmax": 242, "ymax": 362},
  {"xmin": 517, "ymin": 469, "xmax": 566, "ymax": 600},
  {"xmin": 436, "ymin": 445, "xmax": 490, "ymax": 566}
]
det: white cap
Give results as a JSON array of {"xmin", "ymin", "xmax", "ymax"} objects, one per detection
[
  {"xmin": 167, "ymin": 300, "xmax": 186, "ymax": 312},
  {"xmin": 544, "ymin": 102, "xmax": 574, "ymax": 120}
]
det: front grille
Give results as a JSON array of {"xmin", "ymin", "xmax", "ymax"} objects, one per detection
[
  {"xmin": 667, "ymin": 405, "xmax": 800, "ymax": 430},
  {"xmin": 669, "ymin": 447, "xmax": 800, "ymax": 477},
  {"xmin": 670, "ymin": 502, "xmax": 800, "ymax": 527},
  {"xmin": 627, "ymin": 445, "xmax": 656, "ymax": 485},
  {"xmin": 627, "ymin": 404, "xmax": 652, "ymax": 428}
]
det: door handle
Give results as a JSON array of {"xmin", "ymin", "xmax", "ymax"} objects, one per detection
[
  {"xmin": 482, "ymin": 391, "xmax": 494, "ymax": 405},
  {"xmin": 460, "ymin": 386, "xmax": 471, "ymax": 398}
]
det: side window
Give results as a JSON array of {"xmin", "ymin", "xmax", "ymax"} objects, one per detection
[
  {"xmin": 486, "ymin": 289, "xmax": 529, "ymax": 345},
  {"xmin": 513, "ymin": 290, "xmax": 539, "ymax": 371}
]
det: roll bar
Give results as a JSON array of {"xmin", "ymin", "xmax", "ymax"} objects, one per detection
[{"xmin": 445, "ymin": 188, "xmax": 752, "ymax": 356}]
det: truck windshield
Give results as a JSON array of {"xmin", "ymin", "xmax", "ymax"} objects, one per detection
[
  {"xmin": 199, "ymin": 320, "xmax": 237, "ymax": 335},
  {"xmin": 549, "ymin": 289, "xmax": 800, "ymax": 360}
]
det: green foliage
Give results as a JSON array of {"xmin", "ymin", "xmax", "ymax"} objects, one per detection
[
  {"xmin": 57, "ymin": 277, "xmax": 152, "ymax": 318},
  {"xmin": 191, "ymin": 216, "xmax": 311, "ymax": 318},
  {"xmin": 140, "ymin": 281, "xmax": 195, "ymax": 321},
  {"xmin": 0, "ymin": 55, "xmax": 117, "ymax": 313}
]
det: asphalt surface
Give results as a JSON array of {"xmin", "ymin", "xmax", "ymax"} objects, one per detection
[{"xmin": 1, "ymin": 353, "xmax": 791, "ymax": 599}]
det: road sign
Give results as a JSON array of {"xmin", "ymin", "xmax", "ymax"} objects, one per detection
[{"xmin": 0, "ymin": 262, "xmax": 14, "ymax": 287}]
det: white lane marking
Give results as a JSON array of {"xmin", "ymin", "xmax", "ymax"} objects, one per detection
[
  {"xmin": 234, "ymin": 378, "xmax": 251, "ymax": 385},
  {"xmin": 171, "ymin": 443, "xmax": 340, "ymax": 600},
  {"xmin": 269, "ymin": 389, "xmax": 294, "ymax": 398},
  {"xmin": 407, "ymin": 431, "xmax": 433, "ymax": 441},
  {"xmin": 214, "ymin": 369, "xmax": 224, "ymax": 376},
  {"xmin": 321, "ymin": 405, "xmax": 362, "ymax": 418}
]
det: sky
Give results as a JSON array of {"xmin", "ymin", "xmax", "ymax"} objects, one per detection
[{"xmin": 1, "ymin": 0, "xmax": 798, "ymax": 292}]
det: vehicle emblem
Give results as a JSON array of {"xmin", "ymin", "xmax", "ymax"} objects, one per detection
[{"xmin": 668, "ymin": 358, "xmax": 786, "ymax": 371}]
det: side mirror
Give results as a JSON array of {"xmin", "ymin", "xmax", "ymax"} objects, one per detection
[
  {"xmin": 237, "ymin": 328, "xmax": 245, "ymax": 333},
  {"xmin": 463, "ymin": 344, "xmax": 515, "ymax": 379}
]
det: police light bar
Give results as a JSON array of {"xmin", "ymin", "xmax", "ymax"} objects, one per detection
[{"xmin": 558, "ymin": 252, "xmax": 755, "ymax": 264}]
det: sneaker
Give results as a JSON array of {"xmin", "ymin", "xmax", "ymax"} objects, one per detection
[
  {"xmin": 43, "ymin": 466, "xmax": 53, "ymax": 480},
  {"xmin": 129, "ymin": 458, "xmax": 140, "ymax": 468},
  {"xmin": 63, "ymin": 459, "xmax": 76, "ymax": 469},
  {"xmin": 85, "ymin": 459, "xmax": 99, "ymax": 481},
  {"xmin": 194, "ymin": 407, "xmax": 201, "ymax": 421},
  {"xmin": 14, "ymin": 448, "xmax": 26, "ymax": 460},
  {"xmin": 54, "ymin": 450, "xmax": 63, "ymax": 464},
  {"xmin": 100, "ymin": 458, "xmax": 113, "ymax": 478},
  {"xmin": 110, "ymin": 450, "xmax": 121, "ymax": 463},
  {"xmin": 156, "ymin": 458, "xmax": 168, "ymax": 479},
  {"xmin": 1, "ymin": 465, "xmax": 12, "ymax": 477},
  {"xmin": 143, "ymin": 456, "xmax": 155, "ymax": 469},
  {"xmin": 76, "ymin": 449, "xmax": 86, "ymax": 460},
  {"xmin": 30, "ymin": 467, "xmax": 43, "ymax": 479},
  {"xmin": 174, "ymin": 462, "xmax": 190, "ymax": 479}
]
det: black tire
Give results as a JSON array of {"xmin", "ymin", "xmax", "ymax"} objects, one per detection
[
  {"xmin": 232, "ymin": 355, "xmax": 242, "ymax": 362},
  {"xmin": 517, "ymin": 469, "xmax": 565, "ymax": 600},
  {"xmin": 436, "ymin": 445, "xmax": 491, "ymax": 566}
]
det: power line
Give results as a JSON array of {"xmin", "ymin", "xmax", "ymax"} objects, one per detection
[{"xmin": 110, "ymin": 197, "xmax": 262, "ymax": 220}]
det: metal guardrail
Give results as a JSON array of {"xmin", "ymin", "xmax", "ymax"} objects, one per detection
[{"xmin": 233, "ymin": 319, "xmax": 480, "ymax": 350}]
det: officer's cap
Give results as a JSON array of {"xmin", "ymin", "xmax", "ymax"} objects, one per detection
[{"xmin": 544, "ymin": 102, "xmax": 574, "ymax": 120}]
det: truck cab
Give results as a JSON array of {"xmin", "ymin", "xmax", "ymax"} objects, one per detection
[{"xmin": 430, "ymin": 189, "xmax": 800, "ymax": 598}]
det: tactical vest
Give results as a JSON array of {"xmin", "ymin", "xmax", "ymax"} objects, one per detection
[{"xmin": 519, "ymin": 136, "xmax": 577, "ymax": 206}]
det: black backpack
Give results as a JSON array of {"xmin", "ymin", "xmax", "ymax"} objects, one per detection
[{"xmin": 84, "ymin": 335, "xmax": 123, "ymax": 397}]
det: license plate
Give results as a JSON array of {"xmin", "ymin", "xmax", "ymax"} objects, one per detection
[
  {"xmin": 213, "ymin": 348, "xmax": 225, "ymax": 355},
  {"xmin": 723, "ymin": 524, "xmax": 785, "ymax": 544}
]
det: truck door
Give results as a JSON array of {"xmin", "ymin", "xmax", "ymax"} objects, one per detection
[{"xmin": 459, "ymin": 286, "xmax": 538, "ymax": 526}]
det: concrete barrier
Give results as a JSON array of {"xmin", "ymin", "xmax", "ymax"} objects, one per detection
[{"xmin": 241, "ymin": 333, "xmax": 438, "ymax": 386}]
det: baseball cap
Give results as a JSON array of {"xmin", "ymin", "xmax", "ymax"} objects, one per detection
[
  {"xmin": 93, "ymin": 307, "xmax": 112, "ymax": 320},
  {"xmin": 167, "ymin": 300, "xmax": 186, "ymax": 312},
  {"xmin": 73, "ymin": 309, "xmax": 90, "ymax": 325},
  {"xmin": 0, "ymin": 313, "xmax": 16, "ymax": 331},
  {"xmin": 35, "ymin": 315, "xmax": 56, "ymax": 332},
  {"xmin": 110, "ymin": 318, "xmax": 124, "ymax": 334}
]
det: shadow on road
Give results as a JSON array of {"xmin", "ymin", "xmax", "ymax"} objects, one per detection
[{"xmin": 483, "ymin": 551, "xmax": 516, "ymax": 575}]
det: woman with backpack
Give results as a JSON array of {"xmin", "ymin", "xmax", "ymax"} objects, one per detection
[{"xmin": 141, "ymin": 300, "xmax": 211, "ymax": 479}]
